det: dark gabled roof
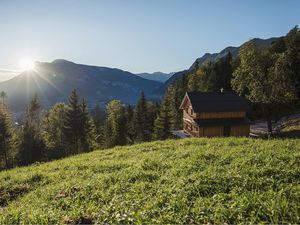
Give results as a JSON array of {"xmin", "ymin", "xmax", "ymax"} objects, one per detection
[
  {"xmin": 184, "ymin": 91, "xmax": 249, "ymax": 112},
  {"xmin": 193, "ymin": 118, "xmax": 251, "ymax": 127}
]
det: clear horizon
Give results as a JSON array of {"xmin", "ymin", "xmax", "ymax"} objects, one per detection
[{"xmin": 0, "ymin": 0, "xmax": 299, "ymax": 81}]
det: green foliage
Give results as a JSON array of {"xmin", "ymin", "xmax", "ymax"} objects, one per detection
[
  {"xmin": 91, "ymin": 103, "xmax": 103, "ymax": 135},
  {"xmin": 133, "ymin": 91, "xmax": 152, "ymax": 142},
  {"xmin": 164, "ymin": 77, "xmax": 187, "ymax": 130},
  {"xmin": 17, "ymin": 94, "xmax": 45, "ymax": 166},
  {"xmin": 232, "ymin": 41, "xmax": 296, "ymax": 133},
  {"xmin": 125, "ymin": 105, "xmax": 134, "ymax": 144},
  {"xmin": 0, "ymin": 91, "xmax": 7, "ymax": 107},
  {"xmin": 187, "ymin": 54, "xmax": 234, "ymax": 93},
  {"xmin": 284, "ymin": 26, "xmax": 300, "ymax": 101},
  {"xmin": 0, "ymin": 138, "xmax": 299, "ymax": 224},
  {"xmin": 153, "ymin": 97, "xmax": 172, "ymax": 140},
  {"xmin": 26, "ymin": 94, "xmax": 43, "ymax": 126},
  {"xmin": 232, "ymin": 42, "xmax": 295, "ymax": 104},
  {"xmin": 42, "ymin": 103, "xmax": 68, "ymax": 159},
  {"xmin": 64, "ymin": 90, "xmax": 93, "ymax": 154},
  {"xmin": 0, "ymin": 104, "xmax": 14, "ymax": 169},
  {"xmin": 63, "ymin": 89, "xmax": 82, "ymax": 154},
  {"xmin": 102, "ymin": 100, "xmax": 127, "ymax": 148}
]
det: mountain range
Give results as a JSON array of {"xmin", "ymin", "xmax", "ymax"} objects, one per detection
[
  {"xmin": 0, "ymin": 59, "xmax": 161, "ymax": 112},
  {"xmin": 136, "ymin": 72, "xmax": 174, "ymax": 83},
  {"xmin": 154, "ymin": 37, "xmax": 279, "ymax": 94},
  {"xmin": 0, "ymin": 37, "xmax": 279, "ymax": 113}
]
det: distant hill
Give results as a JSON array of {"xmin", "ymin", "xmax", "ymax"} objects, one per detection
[
  {"xmin": 0, "ymin": 59, "xmax": 161, "ymax": 112},
  {"xmin": 155, "ymin": 37, "xmax": 279, "ymax": 94},
  {"xmin": 1, "ymin": 137, "xmax": 299, "ymax": 224},
  {"xmin": 0, "ymin": 70, "xmax": 20, "ymax": 82},
  {"xmin": 136, "ymin": 72, "xmax": 174, "ymax": 83}
]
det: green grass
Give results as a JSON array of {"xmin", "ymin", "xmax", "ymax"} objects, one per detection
[{"xmin": 0, "ymin": 138, "xmax": 300, "ymax": 224}]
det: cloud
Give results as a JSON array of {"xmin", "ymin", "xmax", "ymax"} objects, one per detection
[{"xmin": 0, "ymin": 68, "xmax": 21, "ymax": 73}]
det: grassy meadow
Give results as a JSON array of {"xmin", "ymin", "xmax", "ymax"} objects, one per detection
[{"xmin": 0, "ymin": 138, "xmax": 299, "ymax": 224}]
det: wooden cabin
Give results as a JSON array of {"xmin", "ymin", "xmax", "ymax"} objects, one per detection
[{"xmin": 179, "ymin": 91, "xmax": 250, "ymax": 137}]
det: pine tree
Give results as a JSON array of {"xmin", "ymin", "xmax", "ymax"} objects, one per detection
[
  {"xmin": 27, "ymin": 93, "xmax": 43, "ymax": 126},
  {"xmin": 0, "ymin": 91, "xmax": 7, "ymax": 107},
  {"xmin": 18, "ymin": 119, "xmax": 44, "ymax": 165},
  {"xmin": 125, "ymin": 105, "xmax": 134, "ymax": 144},
  {"xmin": 0, "ymin": 103, "xmax": 13, "ymax": 169},
  {"xmin": 42, "ymin": 103, "xmax": 68, "ymax": 159},
  {"xmin": 102, "ymin": 100, "xmax": 127, "ymax": 147},
  {"xmin": 64, "ymin": 89, "xmax": 82, "ymax": 154},
  {"xmin": 133, "ymin": 91, "xmax": 151, "ymax": 142},
  {"xmin": 18, "ymin": 94, "xmax": 44, "ymax": 165},
  {"xmin": 79, "ymin": 97, "xmax": 93, "ymax": 152},
  {"xmin": 153, "ymin": 97, "xmax": 172, "ymax": 140},
  {"xmin": 91, "ymin": 103, "xmax": 103, "ymax": 134}
]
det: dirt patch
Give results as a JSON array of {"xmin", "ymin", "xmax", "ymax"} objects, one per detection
[
  {"xmin": 0, "ymin": 184, "xmax": 30, "ymax": 207},
  {"xmin": 64, "ymin": 215, "xmax": 93, "ymax": 224}
]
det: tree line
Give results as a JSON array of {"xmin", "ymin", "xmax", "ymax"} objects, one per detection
[
  {"xmin": 0, "ymin": 88, "xmax": 176, "ymax": 170},
  {"xmin": 0, "ymin": 26, "xmax": 299, "ymax": 170}
]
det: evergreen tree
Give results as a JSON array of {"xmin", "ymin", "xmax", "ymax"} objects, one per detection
[
  {"xmin": 27, "ymin": 93, "xmax": 43, "ymax": 126},
  {"xmin": 100, "ymin": 119, "xmax": 113, "ymax": 148},
  {"xmin": 91, "ymin": 103, "xmax": 103, "ymax": 134},
  {"xmin": 125, "ymin": 105, "xmax": 134, "ymax": 144},
  {"xmin": 42, "ymin": 103, "xmax": 68, "ymax": 159},
  {"xmin": 79, "ymin": 97, "xmax": 93, "ymax": 152},
  {"xmin": 0, "ymin": 103, "xmax": 13, "ymax": 169},
  {"xmin": 133, "ymin": 91, "xmax": 151, "ymax": 142},
  {"xmin": 153, "ymin": 97, "xmax": 172, "ymax": 140},
  {"xmin": 102, "ymin": 100, "xmax": 127, "ymax": 147},
  {"xmin": 146, "ymin": 102, "xmax": 159, "ymax": 135},
  {"xmin": 0, "ymin": 91, "xmax": 7, "ymax": 107},
  {"xmin": 18, "ymin": 94, "xmax": 44, "ymax": 165},
  {"xmin": 64, "ymin": 89, "xmax": 83, "ymax": 154},
  {"xmin": 18, "ymin": 119, "xmax": 44, "ymax": 165},
  {"xmin": 163, "ymin": 75, "xmax": 188, "ymax": 130}
]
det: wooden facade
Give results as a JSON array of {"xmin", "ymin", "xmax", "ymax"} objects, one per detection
[{"xmin": 180, "ymin": 92, "xmax": 250, "ymax": 137}]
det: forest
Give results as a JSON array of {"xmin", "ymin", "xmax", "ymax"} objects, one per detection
[{"xmin": 0, "ymin": 26, "xmax": 299, "ymax": 170}]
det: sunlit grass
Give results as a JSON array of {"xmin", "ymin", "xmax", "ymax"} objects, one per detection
[{"xmin": 0, "ymin": 138, "xmax": 299, "ymax": 224}]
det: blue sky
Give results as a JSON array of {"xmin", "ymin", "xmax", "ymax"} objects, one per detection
[{"xmin": 0, "ymin": 0, "xmax": 299, "ymax": 77}]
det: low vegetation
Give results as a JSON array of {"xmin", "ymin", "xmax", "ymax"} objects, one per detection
[{"xmin": 0, "ymin": 138, "xmax": 299, "ymax": 224}]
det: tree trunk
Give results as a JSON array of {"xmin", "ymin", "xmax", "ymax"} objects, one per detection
[
  {"xmin": 263, "ymin": 105, "xmax": 273, "ymax": 135},
  {"xmin": 3, "ymin": 139, "xmax": 8, "ymax": 169},
  {"xmin": 266, "ymin": 117, "xmax": 273, "ymax": 135}
]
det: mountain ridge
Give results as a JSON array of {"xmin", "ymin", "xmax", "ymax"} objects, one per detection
[
  {"xmin": 154, "ymin": 37, "xmax": 279, "ymax": 94},
  {"xmin": 0, "ymin": 60, "xmax": 161, "ymax": 112},
  {"xmin": 136, "ymin": 71, "xmax": 174, "ymax": 83}
]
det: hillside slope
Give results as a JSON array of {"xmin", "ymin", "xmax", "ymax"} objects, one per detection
[
  {"xmin": 0, "ymin": 138, "xmax": 299, "ymax": 224},
  {"xmin": 136, "ymin": 72, "xmax": 174, "ymax": 83},
  {"xmin": 155, "ymin": 37, "xmax": 278, "ymax": 94},
  {"xmin": 0, "ymin": 59, "xmax": 161, "ymax": 112}
]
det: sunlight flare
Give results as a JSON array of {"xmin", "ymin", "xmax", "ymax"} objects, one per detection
[{"xmin": 19, "ymin": 58, "xmax": 35, "ymax": 71}]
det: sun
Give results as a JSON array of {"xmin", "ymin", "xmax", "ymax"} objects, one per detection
[{"xmin": 19, "ymin": 58, "xmax": 35, "ymax": 71}]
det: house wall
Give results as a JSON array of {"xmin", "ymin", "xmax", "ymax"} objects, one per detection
[
  {"xmin": 195, "ymin": 111, "xmax": 246, "ymax": 119},
  {"xmin": 230, "ymin": 124, "xmax": 250, "ymax": 137},
  {"xmin": 202, "ymin": 126, "xmax": 224, "ymax": 137},
  {"xmin": 183, "ymin": 120, "xmax": 199, "ymax": 137}
]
